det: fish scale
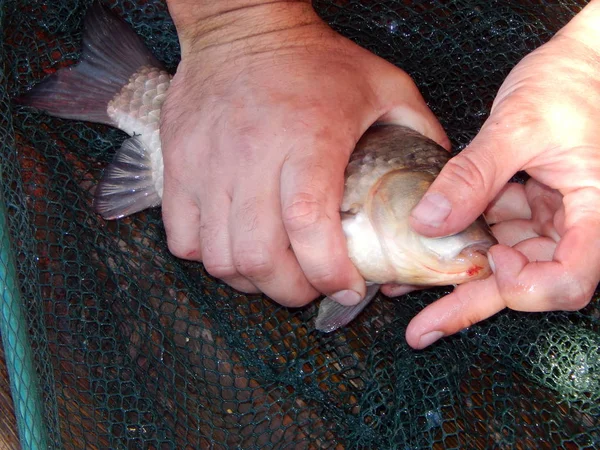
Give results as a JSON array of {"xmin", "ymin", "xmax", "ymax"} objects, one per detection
[
  {"xmin": 17, "ymin": 2, "xmax": 497, "ymax": 333},
  {"xmin": 342, "ymin": 127, "xmax": 449, "ymax": 212},
  {"xmin": 108, "ymin": 66, "xmax": 171, "ymax": 198}
]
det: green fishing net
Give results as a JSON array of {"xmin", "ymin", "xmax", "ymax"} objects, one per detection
[{"xmin": 1, "ymin": 0, "xmax": 599, "ymax": 448}]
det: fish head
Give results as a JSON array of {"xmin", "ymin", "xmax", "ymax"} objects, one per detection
[
  {"xmin": 364, "ymin": 167, "xmax": 497, "ymax": 285},
  {"xmin": 328, "ymin": 124, "xmax": 497, "ymax": 332}
]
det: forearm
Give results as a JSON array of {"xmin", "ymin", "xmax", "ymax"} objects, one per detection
[
  {"xmin": 165, "ymin": 0, "xmax": 316, "ymax": 54},
  {"xmin": 166, "ymin": 0, "xmax": 310, "ymax": 22},
  {"xmin": 559, "ymin": 0, "xmax": 600, "ymax": 50}
]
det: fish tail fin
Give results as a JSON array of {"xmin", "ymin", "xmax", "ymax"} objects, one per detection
[
  {"xmin": 14, "ymin": 1, "xmax": 163, "ymax": 125},
  {"xmin": 94, "ymin": 137, "xmax": 162, "ymax": 219},
  {"xmin": 315, "ymin": 284, "xmax": 380, "ymax": 333}
]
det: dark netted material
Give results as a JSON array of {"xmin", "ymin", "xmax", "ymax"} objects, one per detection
[{"xmin": 2, "ymin": 0, "xmax": 600, "ymax": 448}]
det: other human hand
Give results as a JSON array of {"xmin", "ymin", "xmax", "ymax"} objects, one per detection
[{"xmin": 406, "ymin": 1, "xmax": 600, "ymax": 349}]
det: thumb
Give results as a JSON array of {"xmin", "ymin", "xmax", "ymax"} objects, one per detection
[
  {"xmin": 374, "ymin": 67, "xmax": 451, "ymax": 150},
  {"xmin": 409, "ymin": 119, "xmax": 526, "ymax": 237}
]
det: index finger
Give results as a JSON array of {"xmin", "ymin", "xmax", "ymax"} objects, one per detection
[
  {"xmin": 405, "ymin": 276, "xmax": 504, "ymax": 349},
  {"xmin": 280, "ymin": 138, "xmax": 366, "ymax": 305},
  {"xmin": 406, "ymin": 208, "xmax": 600, "ymax": 349}
]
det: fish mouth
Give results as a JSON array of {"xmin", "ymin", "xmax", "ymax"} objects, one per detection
[
  {"xmin": 462, "ymin": 232, "xmax": 497, "ymax": 253},
  {"xmin": 461, "ymin": 239, "xmax": 496, "ymax": 256},
  {"xmin": 455, "ymin": 238, "xmax": 497, "ymax": 280},
  {"xmin": 418, "ymin": 241, "xmax": 495, "ymax": 282}
]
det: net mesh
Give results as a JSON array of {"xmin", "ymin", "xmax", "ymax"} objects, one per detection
[{"xmin": 2, "ymin": 0, "xmax": 600, "ymax": 448}]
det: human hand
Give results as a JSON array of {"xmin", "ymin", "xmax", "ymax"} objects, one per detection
[
  {"xmin": 405, "ymin": 0, "xmax": 600, "ymax": 349},
  {"xmin": 161, "ymin": 1, "xmax": 448, "ymax": 306}
]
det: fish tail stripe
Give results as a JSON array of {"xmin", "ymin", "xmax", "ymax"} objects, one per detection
[{"xmin": 15, "ymin": 1, "xmax": 163, "ymax": 125}]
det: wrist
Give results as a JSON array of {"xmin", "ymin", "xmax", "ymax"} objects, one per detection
[
  {"xmin": 558, "ymin": 0, "xmax": 600, "ymax": 51},
  {"xmin": 166, "ymin": 0, "xmax": 317, "ymax": 56},
  {"xmin": 166, "ymin": 0, "xmax": 311, "ymax": 22}
]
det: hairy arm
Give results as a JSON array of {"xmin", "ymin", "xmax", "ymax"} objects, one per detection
[
  {"xmin": 166, "ymin": 1, "xmax": 316, "ymax": 53},
  {"xmin": 160, "ymin": 0, "xmax": 447, "ymax": 307}
]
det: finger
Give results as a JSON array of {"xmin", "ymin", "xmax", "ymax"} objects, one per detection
[
  {"xmin": 485, "ymin": 183, "xmax": 531, "ymax": 224},
  {"xmin": 230, "ymin": 178, "xmax": 319, "ymax": 307},
  {"xmin": 409, "ymin": 116, "xmax": 530, "ymax": 238},
  {"xmin": 406, "ymin": 218, "xmax": 600, "ymax": 349},
  {"xmin": 513, "ymin": 236, "xmax": 557, "ymax": 262},
  {"xmin": 526, "ymin": 180, "xmax": 563, "ymax": 241},
  {"xmin": 199, "ymin": 193, "xmax": 259, "ymax": 294},
  {"xmin": 491, "ymin": 218, "xmax": 600, "ymax": 312},
  {"xmin": 489, "ymin": 181, "xmax": 565, "ymax": 247},
  {"xmin": 380, "ymin": 284, "xmax": 423, "ymax": 297},
  {"xmin": 162, "ymin": 184, "xmax": 203, "ymax": 261},
  {"xmin": 405, "ymin": 276, "xmax": 505, "ymax": 349},
  {"xmin": 375, "ymin": 67, "xmax": 450, "ymax": 150},
  {"xmin": 280, "ymin": 138, "xmax": 365, "ymax": 305},
  {"xmin": 491, "ymin": 220, "xmax": 538, "ymax": 247}
]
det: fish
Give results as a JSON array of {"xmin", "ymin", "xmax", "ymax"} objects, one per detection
[
  {"xmin": 319, "ymin": 125, "xmax": 496, "ymax": 332},
  {"xmin": 15, "ymin": 2, "xmax": 168, "ymax": 220},
  {"xmin": 16, "ymin": 2, "xmax": 497, "ymax": 333}
]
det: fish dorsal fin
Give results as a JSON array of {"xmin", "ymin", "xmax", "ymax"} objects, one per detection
[
  {"xmin": 94, "ymin": 137, "xmax": 161, "ymax": 219},
  {"xmin": 15, "ymin": 2, "xmax": 163, "ymax": 125},
  {"xmin": 315, "ymin": 284, "xmax": 380, "ymax": 333}
]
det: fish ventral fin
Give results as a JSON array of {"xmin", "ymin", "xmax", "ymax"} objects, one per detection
[
  {"xmin": 315, "ymin": 284, "xmax": 380, "ymax": 333},
  {"xmin": 94, "ymin": 137, "xmax": 161, "ymax": 219},
  {"xmin": 14, "ymin": 1, "xmax": 163, "ymax": 125}
]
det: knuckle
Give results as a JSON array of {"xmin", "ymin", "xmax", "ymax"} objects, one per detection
[
  {"xmin": 230, "ymin": 131, "xmax": 261, "ymax": 165},
  {"xmin": 445, "ymin": 152, "xmax": 493, "ymax": 197},
  {"xmin": 306, "ymin": 265, "xmax": 339, "ymax": 290},
  {"xmin": 167, "ymin": 237, "xmax": 200, "ymax": 261},
  {"xmin": 203, "ymin": 257, "xmax": 237, "ymax": 280},
  {"xmin": 236, "ymin": 285, "xmax": 261, "ymax": 294},
  {"xmin": 233, "ymin": 243, "xmax": 274, "ymax": 279},
  {"xmin": 227, "ymin": 279, "xmax": 261, "ymax": 294},
  {"xmin": 280, "ymin": 293, "xmax": 317, "ymax": 308},
  {"xmin": 282, "ymin": 193, "xmax": 324, "ymax": 233}
]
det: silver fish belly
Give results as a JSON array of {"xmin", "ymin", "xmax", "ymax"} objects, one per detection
[{"xmin": 16, "ymin": 3, "xmax": 497, "ymax": 333}]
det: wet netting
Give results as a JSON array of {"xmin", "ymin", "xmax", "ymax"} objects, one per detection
[{"xmin": 1, "ymin": 0, "xmax": 599, "ymax": 448}]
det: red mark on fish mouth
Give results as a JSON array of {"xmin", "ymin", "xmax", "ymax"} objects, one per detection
[{"xmin": 467, "ymin": 265, "xmax": 482, "ymax": 277}]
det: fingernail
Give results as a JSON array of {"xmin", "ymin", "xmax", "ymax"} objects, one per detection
[
  {"xmin": 417, "ymin": 331, "xmax": 444, "ymax": 349},
  {"xmin": 488, "ymin": 252, "xmax": 496, "ymax": 274},
  {"xmin": 411, "ymin": 193, "xmax": 452, "ymax": 228},
  {"xmin": 330, "ymin": 289, "xmax": 362, "ymax": 306}
]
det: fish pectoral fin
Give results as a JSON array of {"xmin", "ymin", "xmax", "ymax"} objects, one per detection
[
  {"xmin": 315, "ymin": 284, "xmax": 380, "ymax": 333},
  {"xmin": 94, "ymin": 137, "xmax": 161, "ymax": 220}
]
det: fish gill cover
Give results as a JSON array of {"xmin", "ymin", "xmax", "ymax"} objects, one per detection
[{"xmin": 1, "ymin": 0, "xmax": 599, "ymax": 449}]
